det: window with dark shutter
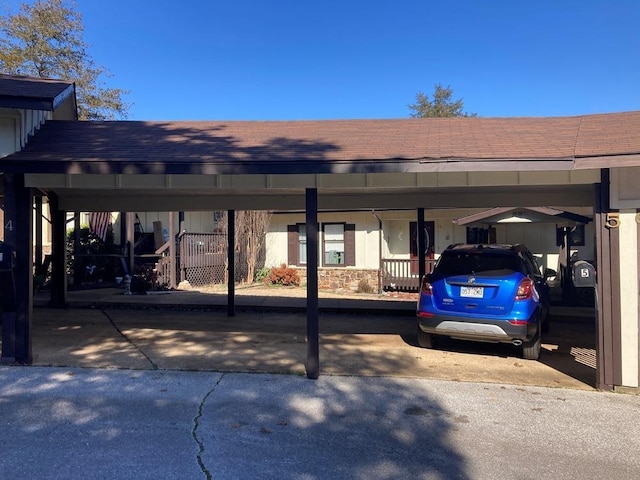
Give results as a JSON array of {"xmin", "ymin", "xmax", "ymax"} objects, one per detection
[
  {"xmin": 290, "ymin": 222, "xmax": 355, "ymax": 267},
  {"xmin": 321, "ymin": 223, "xmax": 355, "ymax": 267},
  {"xmin": 287, "ymin": 224, "xmax": 307, "ymax": 266},
  {"xmin": 323, "ymin": 223, "xmax": 345, "ymax": 266}
]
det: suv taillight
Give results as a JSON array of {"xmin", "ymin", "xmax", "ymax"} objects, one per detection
[
  {"xmin": 515, "ymin": 278, "xmax": 533, "ymax": 300},
  {"xmin": 420, "ymin": 277, "xmax": 433, "ymax": 296}
]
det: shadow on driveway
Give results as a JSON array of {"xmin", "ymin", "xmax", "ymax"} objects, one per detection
[{"xmin": 26, "ymin": 300, "xmax": 597, "ymax": 390}]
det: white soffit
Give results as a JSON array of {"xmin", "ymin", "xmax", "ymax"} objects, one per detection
[{"xmin": 25, "ymin": 169, "xmax": 600, "ymax": 191}]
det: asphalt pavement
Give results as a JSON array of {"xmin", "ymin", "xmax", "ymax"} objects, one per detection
[{"xmin": 1, "ymin": 366, "xmax": 639, "ymax": 480}]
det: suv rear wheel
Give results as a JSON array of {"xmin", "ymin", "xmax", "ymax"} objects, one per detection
[
  {"xmin": 417, "ymin": 328, "xmax": 437, "ymax": 349},
  {"xmin": 522, "ymin": 329, "xmax": 541, "ymax": 360}
]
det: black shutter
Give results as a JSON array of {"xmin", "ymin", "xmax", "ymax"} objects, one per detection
[
  {"xmin": 287, "ymin": 224, "xmax": 298, "ymax": 265},
  {"xmin": 344, "ymin": 223, "xmax": 355, "ymax": 266}
]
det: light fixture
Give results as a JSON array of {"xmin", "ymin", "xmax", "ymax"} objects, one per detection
[{"xmin": 497, "ymin": 213, "xmax": 532, "ymax": 224}]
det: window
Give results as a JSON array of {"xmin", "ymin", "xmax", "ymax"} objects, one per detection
[
  {"xmin": 465, "ymin": 226, "xmax": 496, "ymax": 244},
  {"xmin": 212, "ymin": 211, "xmax": 224, "ymax": 232},
  {"xmin": 323, "ymin": 223, "xmax": 344, "ymax": 265},
  {"xmin": 288, "ymin": 222, "xmax": 355, "ymax": 267},
  {"xmin": 298, "ymin": 224, "xmax": 307, "ymax": 265}
]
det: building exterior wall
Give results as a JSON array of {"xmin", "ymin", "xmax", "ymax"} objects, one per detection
[
  {"xmin": 0, "ymin": 108, "xmax": 51, "ymax": 156},
  {"xmin": 123, "ymin": 208, "xmax": 597, "ymax": 296},
  {"xmin": 608, "ymin": 167, "xmax": 640, "ymax": 389},
  {"xmin": 87, "ymin": 211, "xmax": 221, "ymax": 246},
  {"xmin": 0, "ymin": 115, "xmax": 19, "ymax": 157},
  {"xmin": 265, "ymin": 209, "xmax": 588, "ymax": 272},
  {"xmin": 618, "ymin": 210, "xmax": 639, "ymax": 387},
  {"xmin": 1, "ymin": 108, "xmax": 52, "ymax": 246},
  {"xmin": 267, "ymin": 211, "xmax": 381, "ymax": 270}
]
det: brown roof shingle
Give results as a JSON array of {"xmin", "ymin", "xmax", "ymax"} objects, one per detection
[
  {"xmin": 0, "ymin": 74, "xmax": 75, "ymax": 111},
  {"xmin": 2, "ymin": 111, "xmax": 639, "ymax": 174}
]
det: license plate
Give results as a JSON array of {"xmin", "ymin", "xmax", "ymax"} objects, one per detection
[{"xmin": 460, "ymin": 286, "xmax": 484, "ymax": 298}]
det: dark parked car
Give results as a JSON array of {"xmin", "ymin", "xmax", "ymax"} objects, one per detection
[{"xmin": 416, "ymin": 244, "xmax": 554, "ymax": 360}]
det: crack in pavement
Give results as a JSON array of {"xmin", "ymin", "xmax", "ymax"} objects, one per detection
[
  {"xmin": 101, "ymin": 310, "xmax": 158, "ymax": 370},
  {"xmin": 193, "ymin": 373, "xmax": 226, "ymax": 480}
]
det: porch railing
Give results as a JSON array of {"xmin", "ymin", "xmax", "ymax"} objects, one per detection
[
  {"xmin": 155, "ymin": 233, "xmax": 228, "ymax": 287},
  {"xmin": 381, "ymin": 258, "xmax": 436, "ymax": 292}
]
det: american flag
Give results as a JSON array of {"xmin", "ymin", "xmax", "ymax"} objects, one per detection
[{"xmin": 89, "ymin": 211, "xmax": 111, "ymax": 241}]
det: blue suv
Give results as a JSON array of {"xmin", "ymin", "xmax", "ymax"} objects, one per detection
[{"xmin": 416, "ymin": 244, "xmax": 553, "ymax": 360}]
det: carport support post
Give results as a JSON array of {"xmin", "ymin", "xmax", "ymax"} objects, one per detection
[
  {"xmin": 49, "ymin": 194, "xmax": 67, "ymax": 308},
  {"xmin": 1, "ymin": 173, "xmax": 33, "ymax": 364},
  {"xmin": 595, "ymin": 171, "xmax": 621, "ymax": 390},
  {"xmin": 306, "ymin": 188, "xmax": 320, "ymax": 379},
  {"xmin": 126, "ymin": 213, "xmax": 135, "ymax": 277},
  {"xmin": 168, "ymin": 211, "xmax": 177, "ymax": 289},
  {"xmin": 73, "ymin": 212, "xmax": 82, "ymax": 287},
  {"xmin": 227, "ymin": 209, "xmax": 235, "ymax": 316},
  {"xmin": 417, "ymin": 208, "xmax": 426, "ymax": 281},
  {"xmin": 178, "ymin": 211, "xmax": 185, "ymax": 235},
  {"xmin": 119, "ymin": 212, "xmax": 126, "ymax": 249},
  {"xmin": 34, "ymin": 196, "xmax": 43, "ymax": 274}
]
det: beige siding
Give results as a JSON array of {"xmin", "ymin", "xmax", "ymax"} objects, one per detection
[
  {"xmin": 611, "ymin": 167, "xmax": 640, "ymax": 209},
  {"xmin": 0, "ymin": 115, "xmax": 18, "ymax": 157},
  {"xmin": 2, "ymin": 108, "xmax": 51, "ymax": 245},
  {"xmin": 1, "ymin": 107, "xmax": 52, "ymax": 157},
  {"xmin": 619, "ymin": 210, "xmax": 639, "ymax": 387}
]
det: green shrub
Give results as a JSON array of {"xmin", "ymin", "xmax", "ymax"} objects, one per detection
[{"xmin": 255, "ymin": 267, "xmax": 271, "ymax": 283}]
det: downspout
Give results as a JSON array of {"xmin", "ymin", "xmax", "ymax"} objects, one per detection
[{"xmin": 372, "ymin": 210, "xmax": 383, "ymax": 294}]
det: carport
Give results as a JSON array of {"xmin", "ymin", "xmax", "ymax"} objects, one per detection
[{"xmin": 1, "ymin": 104, "xmax": 640, "ymax": 389}]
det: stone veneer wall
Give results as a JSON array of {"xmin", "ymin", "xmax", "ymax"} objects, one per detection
[{"xmin": 295, "ymin": 267, "xmax": 380, "ymax": 293}]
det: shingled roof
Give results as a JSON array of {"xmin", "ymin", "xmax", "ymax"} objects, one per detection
[
  {"xmin": 0, "ymin": 74, "xmax": 75, "ymax": 111},
  {"xmin": 1, "ymin": 111, "xmax": 639, "ymax": 175}
]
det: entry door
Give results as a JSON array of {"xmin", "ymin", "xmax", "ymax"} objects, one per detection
[{"xmin": 410, "ymin": 221, "xmax": 435, "ymax": 274}]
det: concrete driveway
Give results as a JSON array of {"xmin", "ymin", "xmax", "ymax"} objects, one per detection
[{"xmin": 24, "ymin": 288, "xmax": 598, "ymax": 391}]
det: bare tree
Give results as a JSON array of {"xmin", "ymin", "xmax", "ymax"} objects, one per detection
[
  {"xmin": 237, "ymin": 210, "xmax": 272, "ymax": 283},
  {"xmin": 217, "ymin": 210, "xmax": 272, "ymax": 284}
]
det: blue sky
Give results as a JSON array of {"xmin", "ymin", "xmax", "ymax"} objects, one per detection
[{"xmin": 7, "ymin": 0, "xmax": 640, "ymax": 120}]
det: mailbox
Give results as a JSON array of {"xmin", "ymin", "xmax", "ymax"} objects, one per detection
[
  {"xmin": 572, "ymin": 260, "xmax": 596, "ymax": 288},
  {"xmin": 0, "ymin": 242, "xmax": 15, "ymax": 271}
]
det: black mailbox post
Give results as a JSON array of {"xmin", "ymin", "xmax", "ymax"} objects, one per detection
[
  {"xmin": 0, "ymin": 241, "xmax": 16, "ymax": 364},
  {"xmin": 0, "ymin": 241, "xmax": 16, "ymax": 309},
  {"xmin": 570, "ymin": 260, "xmax": 599, "ymax": 331},
  {"xmin": 0, "ymin": 241, "xmax": 15, "ymax": 272},
  {"xmin": 572, "ymin": 260, "xmax": 597, "ymax": 288}
]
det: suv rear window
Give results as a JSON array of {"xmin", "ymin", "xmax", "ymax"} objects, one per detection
[{"xmin": 435, "ymin": 252, "xmax": 523, "ymax": 276}]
